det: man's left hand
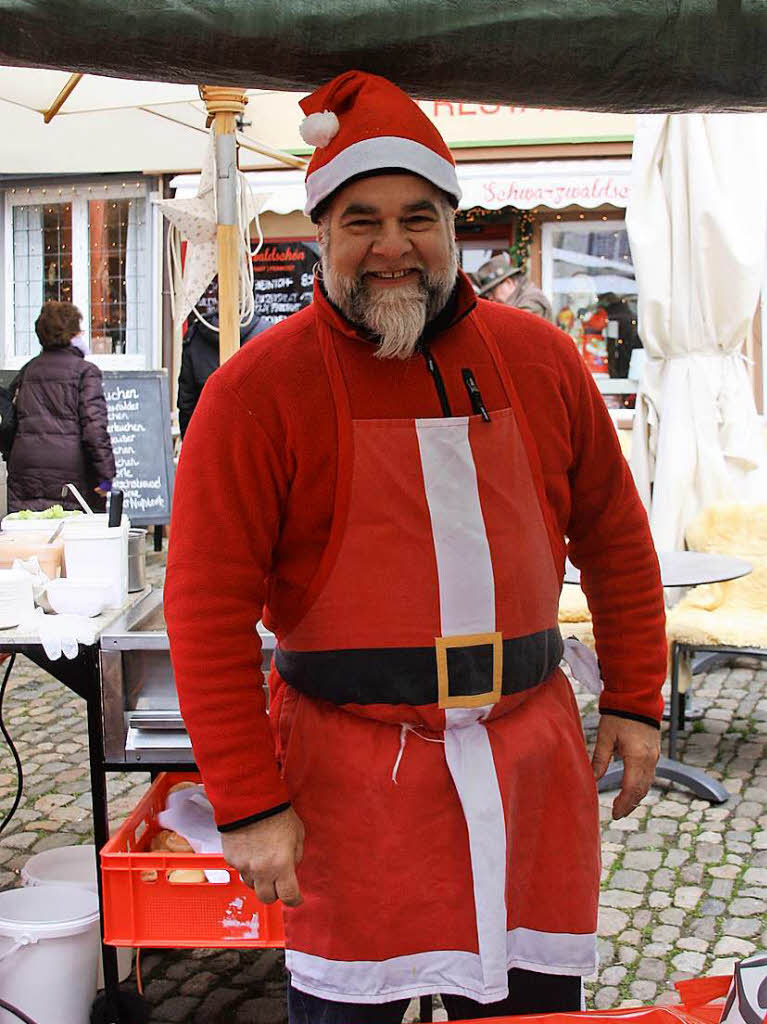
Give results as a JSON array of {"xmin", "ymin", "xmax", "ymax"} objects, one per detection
[{"xmin": 591, "ymin": 716, "xmax": 660, "ymax": 820}]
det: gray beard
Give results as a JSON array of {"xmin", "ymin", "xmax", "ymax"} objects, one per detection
[{"xmin": 321, "ymin": 237, "xmax": 458, "ymax": 360}]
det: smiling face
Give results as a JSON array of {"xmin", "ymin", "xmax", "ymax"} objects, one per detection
[{"xmin": 318, "ymin": 173, "xmax": 458, "ymax": 359}]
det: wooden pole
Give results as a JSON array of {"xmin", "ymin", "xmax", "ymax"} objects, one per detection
[
  {"xmin": 42, "ymin": 72, "xmax": 84, "ymax": 123},
  {"xmin": 200, "ymin": 86, "xmax": 248, "ymax": 364}
]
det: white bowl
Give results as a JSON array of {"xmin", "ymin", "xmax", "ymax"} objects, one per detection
[{"xmin": 46, "ymin": 578, "xmax": 111, "ymax": 618}]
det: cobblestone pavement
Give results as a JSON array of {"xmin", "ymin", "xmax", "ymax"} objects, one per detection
[{"xmin": 0, "ymin": 549, "xmax": 764, "ymax": 1021}]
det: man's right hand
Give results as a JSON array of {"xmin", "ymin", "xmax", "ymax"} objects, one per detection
[{"xmin": 220, "ymin": 806, "xmax": 305, "ymax": 907}]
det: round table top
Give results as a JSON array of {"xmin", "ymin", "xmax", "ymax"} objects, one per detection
[{"xmin": 564, "ymin": 550, "xmax": 752, "ymax": 588}]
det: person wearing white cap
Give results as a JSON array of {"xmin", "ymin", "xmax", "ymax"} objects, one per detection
[{"xmin": 165, "ymin": 71, "xmax": 666, "ymax": 1024}]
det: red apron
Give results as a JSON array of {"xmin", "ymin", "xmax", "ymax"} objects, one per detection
[{"xmin": 269, "ymin": 310, "xmax": 600, "ymax": 1005}]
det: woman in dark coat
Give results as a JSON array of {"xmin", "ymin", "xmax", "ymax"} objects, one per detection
[{"xmin": 7, "ymin": 302, "xmax": 115, "ymax": 513}]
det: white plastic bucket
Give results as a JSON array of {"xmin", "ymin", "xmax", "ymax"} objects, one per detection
[
  {"xmin": 21, "ymin": 845, "xmax": 132, "ymax": 986},
  {"xmin": 62, "ymin": 517, "xmax": 129, "ymax": 608},
  {"xmin": 0, "ymin": 884, "xmax": 100, "ymax": 1024}
]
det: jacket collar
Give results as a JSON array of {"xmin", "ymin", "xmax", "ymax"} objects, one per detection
[
  {"xmin": 313, "ymin": 269, "xmax": 478, "ymax": 348},
  {"xmin": 43, "ymin": 344, "xmax": 83, "ymax": 359}
]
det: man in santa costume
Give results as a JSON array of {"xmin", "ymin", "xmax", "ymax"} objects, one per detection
[{"xmin": 165, "ymin": 71, "xmax": 666, "ymax": 1024}]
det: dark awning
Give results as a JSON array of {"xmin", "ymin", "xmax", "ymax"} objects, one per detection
[{"xmin": 0, "ymin": 1, "xmax": 766, "ymax": 112}]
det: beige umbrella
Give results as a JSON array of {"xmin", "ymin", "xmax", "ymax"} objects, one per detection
[
  {"xmin": 1, "ymin": 69, "xmax": 307, "ymax": 367},
  {"xmin": 627, "ymin": 113, "xmax": 767, "ymax": 551}
]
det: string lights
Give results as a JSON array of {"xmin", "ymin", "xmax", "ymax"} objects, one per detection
[{"xmin": 509, "ymin": 210, "xmax": 535, "ymax": 270}]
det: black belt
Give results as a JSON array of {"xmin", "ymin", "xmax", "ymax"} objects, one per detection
[{"xmin": 274, "ymin": 627, "xmax": 563, "ymax": 707}]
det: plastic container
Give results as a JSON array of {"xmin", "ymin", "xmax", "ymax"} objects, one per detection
[
  {"xmin": 0, "ymin": 569, "xmax": 34, "ymax": 630},
  {"xmin": 21, "ymin": 845, "xmax": 132, "ymax": 986},
  {"xmin": 0, "ymin": 883, "xmax": 100, "ymax": 1024},
  {"xmin": 46, "ymin": 577, "xmax": 112, "ymax": 617},
  {"xmin": 0, "ymin": 532, "xmax": 64, "ymax": 579},
  {"xmin": 100, "ymin": 772, "xmax": 285, "ymax": 949},
  {"xmin": 1, "ymin": 511, "xmax": 84, "ymax": 540},
  {"xmin": 62, "ymin": 516, "xmax": 129, "ymax": 609}
]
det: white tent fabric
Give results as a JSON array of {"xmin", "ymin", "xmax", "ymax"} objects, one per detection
[{"xmin": 627, "ymin": 113, "xmax": 767, "ymax": 552}]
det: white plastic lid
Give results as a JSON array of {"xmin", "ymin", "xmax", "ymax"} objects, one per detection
[
  {"xmin": 0, "ymin": 885, "xmax": 99, "ymax": 940},
  {"xmin": 21, "ymin": 845, "xmax": 97, "ymax": 893}
]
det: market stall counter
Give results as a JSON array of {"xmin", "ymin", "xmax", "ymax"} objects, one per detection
[
  {"xmin": 0, "ymin": 580, "xmax": 277, "ymax": 1023},
  {"xmin": 0, "ymin": 586, "xmax": 152, "ymax": 1022}
]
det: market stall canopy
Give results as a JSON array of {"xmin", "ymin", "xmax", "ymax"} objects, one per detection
[
  {"xmin": 0, "ymin": 67, "xmax": 304, "ymax": 175},
  {"xmin": 171, "ymin": 159, "xmax": 634, "ymax": 215},
  {"xmin": 1, "ymin": 0, "xmax": 767, "ymax": 112}
]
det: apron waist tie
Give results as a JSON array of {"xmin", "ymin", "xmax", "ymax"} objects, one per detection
[{"xmin": 391, "ymin": 723, "xmax": 445, "ymax": 784}]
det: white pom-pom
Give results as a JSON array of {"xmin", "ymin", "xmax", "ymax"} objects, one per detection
[{"xmin": 299, "ymin": 110, "xmax": 340, "ymax": 148}]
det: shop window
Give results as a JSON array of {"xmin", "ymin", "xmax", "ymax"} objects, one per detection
[
  {"xmin": 459, "ymin": 245, "xmax": 497, "ymax": 277},
  {"xmin": 12, "ymin": 202, "xmax": 74, "ymax": 358},
  {"xmin": 88, "ymin": 198, "xmax": 148, "ymax": 355},
  {"xmin": 5, "ymin": 182, "xmax": 154, "ymax": 369},
  {"xmin": 541, "ymin": 219, "xmax": 641, "ymax": 381}
]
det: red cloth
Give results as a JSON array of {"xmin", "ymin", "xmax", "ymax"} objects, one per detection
[{"xmin": 164, "ymin": 272, "xmax": 666, "ymax": 828}]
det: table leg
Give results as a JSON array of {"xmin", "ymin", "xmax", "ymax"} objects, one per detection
[
  {"xmin": 597, "ymin": 755, "xmax": 728, "ymax": 804},
  {"xmin": 654, "ymin": 756, "xmax": 728, "ymax": 803},
  {"xmin": 86, "ymin": 667, "xmax": 125, "ymax": 1024},
  {"xmin": 668, "ymin": 644, "xmax": 683, "ymax": 761}
]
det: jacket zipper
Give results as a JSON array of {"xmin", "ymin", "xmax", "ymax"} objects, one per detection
[
  {"xmin": 421, "ymin": 347, "xmax": 452, "ymax": 417},
  {"xmin": 461, "ymin": 368, "xmax": 491, "ymax": 422}
]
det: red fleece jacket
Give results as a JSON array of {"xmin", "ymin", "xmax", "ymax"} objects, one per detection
[{"xmin": 164, "ymin": 273, "xmax": 666, "ymax": 829}]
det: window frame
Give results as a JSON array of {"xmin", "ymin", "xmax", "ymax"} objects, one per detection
[
  {"xmin": 540, "ymin": 215, "xmax": 634, "ymax": 305},
  {"xmin": 3, "ymin": 178, "xmax": 161, "ymax": 371}
]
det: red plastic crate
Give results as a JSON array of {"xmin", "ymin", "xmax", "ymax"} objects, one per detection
[{"xmin": 100, "ymin": 771, "xmax": 285, "ymax": 948}]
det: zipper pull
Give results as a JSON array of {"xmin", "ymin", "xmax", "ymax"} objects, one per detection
[
  {"xmin": 422, "ymin": 346, "xmax": 453, "ymax": 417},
  {"xmin": 462, "ymin": 368, "xmax": 491, "ymax": 422}
]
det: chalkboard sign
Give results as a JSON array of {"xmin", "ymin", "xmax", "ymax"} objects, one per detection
[
  {"xmin": 190, "ymin": 240, "xmax": 319, "ymax": 329},
  {"xmin": 103, "ymin": 370, "xmax": 174, "ymax": 526},
  {"xmin": 0, "ymin": 367, "xmax": 174, "ymax": 526},
  {"xmin": 251, "ymin": 241, "xmax": 320, "ymax": 326}
]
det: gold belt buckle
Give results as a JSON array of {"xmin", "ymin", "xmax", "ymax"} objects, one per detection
[{"xmin": 435, "ymin": 631, "xmax": 503, "ymax": 709}]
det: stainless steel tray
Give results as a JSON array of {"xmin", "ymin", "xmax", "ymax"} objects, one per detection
[{"xmin": 100, "ymin": 588, "xmax": 275, "ymax": 764}]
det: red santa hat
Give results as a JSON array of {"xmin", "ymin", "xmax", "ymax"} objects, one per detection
[{"xmin": 299, "ymin": 70, "xmax": 461, "ymax": 218}]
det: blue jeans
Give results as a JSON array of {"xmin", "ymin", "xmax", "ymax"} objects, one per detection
[{"xmin": 288, "ymin": 969, "xmax": 582, "ymax": 1024}]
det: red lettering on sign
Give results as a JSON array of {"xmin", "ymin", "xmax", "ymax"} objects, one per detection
[
  {"xmin": 432, "ymin": 101, "xmax": 456, "ymax": 116},
  {"xmin": 479, "ymin": 104, "xmax": 502, "ymax": 115},
  {"xmin": 253, "ymin": 245, "xmax": 305, "ymax": 263},
  {"xmin": 458, "ymin": 103, "xmax": 477, "ymax": 116}
]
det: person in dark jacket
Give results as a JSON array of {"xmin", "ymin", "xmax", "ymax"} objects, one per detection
[
  {"xmin": 7, "ymin": 301, "xmax": 115, "ymax": 513},
  {"xmin": 177, "ymin": 308, "xmax": 269, "ymax": 438}
]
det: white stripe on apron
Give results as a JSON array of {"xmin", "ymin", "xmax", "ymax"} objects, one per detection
[
  {"xmin": 416, "ymin": 417, "xmax": 509, "ymax": 997},
  {"xmin": 415, "ymin": 417, "xmax": 494, "ymax": 636},
  {"xmin": 286, "ymin": 926, "xmax": 595, "ymax": 1003}
]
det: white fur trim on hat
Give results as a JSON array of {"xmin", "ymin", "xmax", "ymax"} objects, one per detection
[
  {"xmin": 304, "ymin": 135, "xmax": 462, "ymax": 215},
  {"xmin": 299, "ymin": 110, "xmax": 340, "ymax": 148}
]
